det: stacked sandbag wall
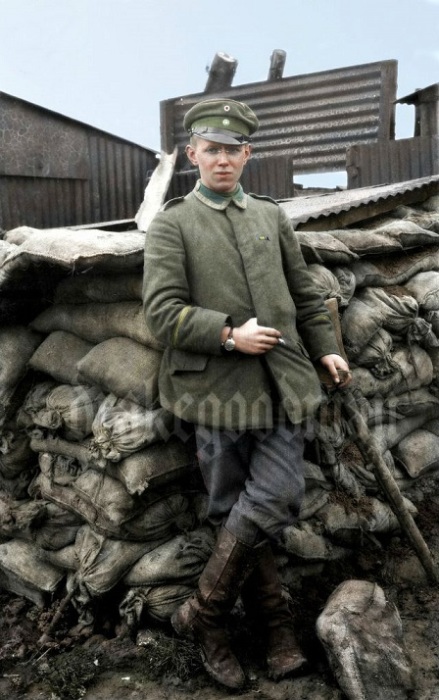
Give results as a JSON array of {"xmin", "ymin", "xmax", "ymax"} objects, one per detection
[{"xmin": 1, "ymin": 198, "xmax": 439, "ymax": 629}]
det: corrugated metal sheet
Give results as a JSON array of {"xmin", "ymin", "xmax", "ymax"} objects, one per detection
[
  {"xmin": 0, "ymin": 92, "xmax": 158, "ymax": 231},
  {"xmin": 347, "ymin": 137, "xmax": 439, "ymax": 188},
  {"xmin": 161, "ymin": 59, "xmax": 397, "ymax": 176},
  {"xmin": 280, "ymin": 175, "xmax": 439, "ymax": 230}
]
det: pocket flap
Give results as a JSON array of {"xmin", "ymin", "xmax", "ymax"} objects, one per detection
[{"xmin": 168, "ymin": 348, "xmax": 209, "ymax": 374}]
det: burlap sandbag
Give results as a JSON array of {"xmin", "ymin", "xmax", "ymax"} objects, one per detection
[
  {"xmin": 0, "ymin": 227, "xmax": 145, "ymax": 287},
  {"xmin": 29, "ymin": 331, "xmax": 94, "ymax": 385},
  {"xmin": 295, "ymin": 231, "xmax": 359, "ymax": 265},
  {"xmin": 0, "ymin": 462, "xmax": 37, "ymax": 498},
  {"xmin": 0, "ymin": 326, "xmax": 42, "ymax": 389},
  {"xmin": 31, "ymin": 301, "xmax": 163, "ymax": 350},
  {"xmin": 283, "ymin": 522, "xmax": 351, "ymax": 561},
  {"xmin": 369, "ymin": 413, "xmax": 433, "ymax": 453},
  {"xmin": 317, "ymin": 496, "xmax": 417, "ymax": 545},
  {"xmin": 32, "ymin": 384, "xmax": 104, "ymax": 441},
  {"xmin": 0, "ymin": 429, "xmax": 34, "ymax": 479},
  {"xmin": 119, "ymin": 583, "xmax": 193, "ymax": 625},
  {"xmin": 31, "ymin": 470, "xmax": 192, "ymax": 541},
  {"xmin": 351, "ymin": 345, "xmax": 433, "ymax": 398},
  {"xmin": 405, "ymin": 270, "xmax": 439, "ymax": 310},
  {"xmin": 351, "ymin": 248, "xmax": 439, "ymax": 288},
  {"xmin": 32, "ymin": 502, "xmax": 83, "ymax": 551},
  {"xmin": 0, "ymin": 326, "xmax": 43, "ymax": 428},
  {"xmin": 341, "ymin": 288, "xmax": 419, "ymax": 359},
  {"xmin": 307, "ymin": 264, "xmax": 342, "ymax": 302},
  {"xmin": 0, "ymin": 539, "xmax": 64, "ymax": 604},
  {"xmin": 106, "ymin": 435, "xmax": 197, "ymax": 495},
  {"xmin": 90, "ymin": 394, "xmax": 173, "ymax": 464},
  {"xmin": 43, "ymin": 525, "xmax": 167, "ymax": 597},
  {"xmin": 54, "ymin": 272, "xmax": 143, "ymax": 304},
  {"xmin": 354, "ymin": 328, "xmax": 396, "ymax": 377},
  {"xmin": 77, "ymin": 337, "xmax": 162, "ymax": 408},
  {"xmin": 17, "ymin": 380, "xmax": 57, "ymax": 429},
  {"xmin": 38, "ymin": 452, "xmax": 88, "ymax": 487},
  {"xmin": 0, "ymin": 493, "xmax": 46, "ymax": 540},
  {"xmin": 393, "ymin": 427, "xmax": 439, "ymax": 479},
  {"xmin": 367, "ymin": 388, "xmax": 439, "ymax": 427},
  {"xmin": 124, "ymin": 527, "xmax": 215, "ymax": 587},
  {"xmin": 332, "ymin": 266, "xmax": 357, "ymax": 306}
]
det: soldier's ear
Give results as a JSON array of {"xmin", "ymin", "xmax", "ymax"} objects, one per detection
[{"xmin": 185, "ymin": 144, "xmax": 198, "ymax": 166}]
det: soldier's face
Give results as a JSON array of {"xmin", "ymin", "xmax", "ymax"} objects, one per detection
[{"xmin": 186, "ymin": 139, "xmax": 251, "ymax": 193}]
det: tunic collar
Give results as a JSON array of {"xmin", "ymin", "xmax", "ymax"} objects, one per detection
[{"xmin": 193, "ymin": 180, "xmax": 247, "ymax": 210}]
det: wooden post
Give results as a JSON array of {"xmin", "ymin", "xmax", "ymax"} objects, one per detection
[
  {"xmin": 204, "ymin": 52, "xmax": 237, "ymax": 93},
  {"xmin": 268, "ymin": 49, "xmax": 286, "ymax": 81}
]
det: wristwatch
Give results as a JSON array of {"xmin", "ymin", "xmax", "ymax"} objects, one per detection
[{"xmin": 222, "ymin": 326, "xmax": 235, "ymax": 351}]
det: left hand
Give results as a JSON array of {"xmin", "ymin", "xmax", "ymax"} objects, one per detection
[{"xmin": 319, "ymin": 353, "xmax": 352, "ymax": 388}]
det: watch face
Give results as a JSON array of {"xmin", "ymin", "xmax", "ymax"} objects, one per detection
[{"xmin": 224, "ymin": 337, "xmax": 235, "ymax": 351}]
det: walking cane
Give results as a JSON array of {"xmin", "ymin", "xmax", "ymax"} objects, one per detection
[{"xmin": 321, "ymin": 298, "xmax": 439, "ymax": 584}]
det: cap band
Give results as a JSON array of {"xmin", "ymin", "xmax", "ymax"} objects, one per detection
[{"xmin": 190, "ymin": 115, "xmax": 251, "ymax": 136}]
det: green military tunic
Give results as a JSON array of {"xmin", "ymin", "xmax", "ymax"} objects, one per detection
[{"xmin": 143, "ymin": 181, "xmax": 340, "ymax": 429}]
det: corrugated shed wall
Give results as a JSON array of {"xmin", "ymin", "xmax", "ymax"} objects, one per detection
[
  {"xmin": 161, "ymin": 60, "xmax": 398, "ymax": 176},
  {"xmin": 347, "ymin": 137, "xmax": 439, "ymax": 188},
  {"xmin": 0, "ymin": 93, "xmax": 157, "ymax": 231}
]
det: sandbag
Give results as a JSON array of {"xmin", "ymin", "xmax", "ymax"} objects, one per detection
[
  {"xmin": 405, "ymin": 270, "xmax": 439, "ymax": 310},
  {"xmin": 283, "ymin": 521, "xmax": 351, "ymax": 561},
  {"xmin": 54, "ymin": 272, "xmax": 143, "ymax": 304},
  {"xmin": 367, "ymin": 388, "xmax": 439, "ymax": 427},
  {"xmin": 341, "ymin": 288, "xmax": 419, "ymax": 359},
  {"xmin": 351, "ymin": 345, "xmax": 433, "ymax": 398},
  {"xmin": 106, "ymin": 435, "xmax": 196, "ymax": 495},
  {"xmin": 393, "ymin": 420, "xmax": 439, "ymax": 478},
  {"xmin": 32, "ymin": 502, "xmax": 83, "ymax": 551},
  {"xmin": 316, "ymin": 580, "xmax": 413, "ymax": 700},
  {"xmin": 44, "ymin": 525, "xmax": 167, "ymax": 597},
  {"xmin": 17, "ymin": 380, "xmax": 57, "ymax": 429},
  {"xmin": 90, "ymin": 394, "xmax": 173, "ymax": 464},
  {"xmin": 354, "ymin": 328, "xmax": 396, "ymax": 377},
  {"xmin": 77, "ymin": 337, "xmax": 162, "ymax": 407},
  {"xmin": 0, "ymin": 227, "xmax": 145, "ymax": 288},
  {"xmin": 31, "ymin": 470, "xmax": 192, "ymax": 541},
  {"xmin": 32, "ymin": 384, "xmax": 104, "ymax": 441},
  {"xmin": 31, "ymin": 301, "xmax": 163, "ymax": 350},
  {"xmin": 0, "ymin": 494, "xmax": 46, "ymax": 540},
  {"xmin": 0, "ymin": 429, "xmax": 34, "ymax": 479},
  {"xmin": 0, "ymin": 539, "xmax": 64, "ymax": 607},
  {"xmin": 317, "ymin": 496, "xmax": 417, "ymax": 545},
  {"xmin": 0, "ymin": 325, "xmax": 42, "ymax": 389},
  {"xmin": 307, "ymin": 264, "xmax": 342, "ymax": 302},
  {"xmin": 351, "ymin": 248, "xmax": 439, "ymax": 288},
  {"xmin": 295, "ymin": 231, "xmax": 359, "ymax": 265},
  {"xmin": 0, "ymin": 326, "xmax": 42, "ymax": 428},
  {"xmin": 124, "ymin": 527, "xmax": 215, "ymax": 587},
  {"xmin": 119, "ymin": 583, "xmax": 194, "ymax": 625},
  {"xmin": 332, "ymin": 266, "xmax": 357, "ymax": 306},
  {"xmin": 29, "ymin": 331, "xmax": 94, "ymax": 385}
]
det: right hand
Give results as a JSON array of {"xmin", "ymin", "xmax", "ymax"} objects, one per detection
[{"xmin": 233, "ymin": 317, "xmax": 282, "ymax": 355}]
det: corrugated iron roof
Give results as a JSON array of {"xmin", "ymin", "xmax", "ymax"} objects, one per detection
[{"xmin": 280, "ymin": 175, "xmax": 439, "ymax": 230}]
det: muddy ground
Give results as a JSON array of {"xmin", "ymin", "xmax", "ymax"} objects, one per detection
[{"xmin": 1, "ymin": 476, "xmax": 439, "ymax": 699}]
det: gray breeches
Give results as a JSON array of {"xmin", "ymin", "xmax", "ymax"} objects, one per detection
[{"xmin": 195, "ymin": 422, "xmax": 306, "ymax": 547}]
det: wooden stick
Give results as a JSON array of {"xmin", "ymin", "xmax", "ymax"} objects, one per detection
[{"xmin": 340, "ymin": 387, "xmax": 439, "ymax": 584}]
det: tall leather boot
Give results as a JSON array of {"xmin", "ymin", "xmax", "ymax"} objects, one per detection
[
  {"xmin": 242, "ymin": 541, "xmax": 308, "ymax": 680},
  {"xmin": 171, "ymin": 525, "xmax": 256, "ymax": 690}
]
